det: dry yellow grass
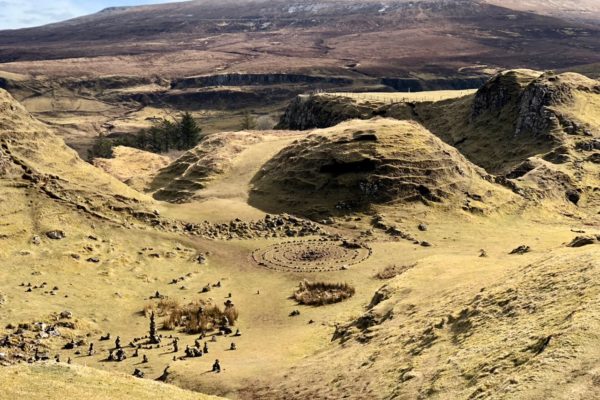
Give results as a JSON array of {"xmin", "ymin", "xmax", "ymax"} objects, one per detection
[
  {"xmin": 324, "ymin": 90, "xmax": 477, "ymax": 104},
  {"xmin": 160, "ymin": 299, "xmax": 239, "ymax": 333},
  {"xmin": 0, "ymin": 73, "xmax": 599, "ymax": 400},
  {"xmin": 293, "ymin": 281, "xmax": 355, "ymax": 306},
  {"xmin": 0, "ymin": 364, "xmax": 223, "ymax": 400},
  {"xmin": 93, "ymin": 146, "xmax": 172, "ymax": 191}
]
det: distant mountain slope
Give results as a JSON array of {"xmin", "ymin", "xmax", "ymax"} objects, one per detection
[
  {"xmin": 485, "ymin": 0, "xmax": 600, "ymax": 23},
  {"xmin": 0, "ymin": 0, "xmax": 598, "ymax": 78}
]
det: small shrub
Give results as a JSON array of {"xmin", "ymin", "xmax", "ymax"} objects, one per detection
[
  {"xmin": 155, "ymin": 299, "xmax": 238, "ymax": 333},
  {"xmin": 87, "ymin": 137, "xmax": 114, "ymax": 160},
  {"xmin": 240, "ymin": 111, "xmax": 255, "ymax": 130},
  {"xmin": 293, "ymin": 280, "xmax": 355, "ymax": 306},
  {"xmin": 374, "ymin": 264, "xmax": 415, "ymax": 280},
  {"xmin": 254, "ymin": 115, "xmax": 277, "ymax": 130},
  {"xmin": 143, "ymin": 298, "xmax": 180, "ymax": 318}
]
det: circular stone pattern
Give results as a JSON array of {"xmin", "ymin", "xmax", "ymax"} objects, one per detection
[{"xmin": 251, "ymin": 239, "xmax": 372, "ymax": 272}]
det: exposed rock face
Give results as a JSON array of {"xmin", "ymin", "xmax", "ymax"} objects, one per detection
[
  {"xmin": 275, "ymin": 70, "xmax": 600, "ymax": 210},
  {"xmin": 515, "ymin": 73, "xmax": 574, "ymax": 137},
  {"xmin": 122, "ymin": 87, "xmax": 300, "ymax": 110},
  {"xmin": 171, "ymin": 73, "xmax": 353, "ymax": 89},
  {"xmin": 575, "ymin": 139, "xmax": 600, "ymax": 151},
  {"xmin": 277, "ymin": 94, "xmax": 377, "ymax": 130},
  {"xmin": 471, "ymin": 70, "xmax": 594, "ymax": 139},
  {"xmin": 470, "ymin": 69, "xmax": 541, "ymax": 119}
]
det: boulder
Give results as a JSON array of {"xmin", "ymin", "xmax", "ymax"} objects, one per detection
[
  {"xmin": 567, "ymin": 236, "xmax": 599, "ymax": 248},
  {"xmin": 45, "ymin": 230, "xmax": 66, "ymax": 240}
]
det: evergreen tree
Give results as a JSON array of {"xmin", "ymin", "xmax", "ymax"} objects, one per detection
[
  {"xmin": 241, "ymin": 111, "xmax": 255, "ymax": 130},
  {"xmin": 136, "ymin": 129, "xmax": 148, "ymax": 150},
  {"xmin": 148, "ymin": 126, "xmax": 163, "ymax": 153},
  {"xmin": 178, "ymin": 112, "xmax": 202, "ymax": 149},
  {"xmin": 87, "ymin": 137, "xmax": 113, "ymax": 160}
]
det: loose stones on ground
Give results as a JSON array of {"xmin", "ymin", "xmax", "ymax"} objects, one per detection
[{"xmin": 252, "ymin": 239, "xmax": 371, "ymax": 272}]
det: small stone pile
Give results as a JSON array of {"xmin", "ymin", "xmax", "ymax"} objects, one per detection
[{"xmin": 0, "ymin": 312, "xmax": 78, "ymax": 366}]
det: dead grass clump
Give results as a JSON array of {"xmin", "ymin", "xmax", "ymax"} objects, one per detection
[
  {"xmin": 293, "ymin": 280, "xmax": 355, "ymax": 306},
  {"xmin": 374, "ymin": 264, "xmax": 416, "ymax": 280},
  {"xmin": 162, "ymin": 299, "xmax": 238, "ymax": 333},
  {"xmin": 143, "ymin": 298, "xmax": 180, "ymax": 318}
]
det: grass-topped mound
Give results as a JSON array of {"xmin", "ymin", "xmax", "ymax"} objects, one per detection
[
  {"xmin": 93, "ymin": 145, "xmax": 171, "ymax": 191},
  {"xmin": 149, "ymin": 130, "xmax": 299, "ymax": 203},
  {"xmin": 249, "ymin": 118, "xmax": 508, "ymax": 217},
  {"xmin": 293, "ymin": 280, "xmax": 355, "ymax": 306},
  {"xmin": 149, "ymin": 131, "xmax": 263, "ymax": 202}
]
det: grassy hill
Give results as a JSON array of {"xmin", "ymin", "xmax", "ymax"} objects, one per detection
[
  {"xmin": 0, "ymin": 364, "xmax": 223, "ymax": 400},
  {"xmin": 0, "ymin": 70, "xmax": 598, "ymax": 400}
]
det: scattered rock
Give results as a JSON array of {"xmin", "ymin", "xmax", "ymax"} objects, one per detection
[
  {"xmin": 509, "ymin": 245, "xmax": 531, "ymax": 255},
  {"xmin": 46, "ymin": 230, "xmax": 66, "ymax": 240},
  {"xmin": 418, "ymin": 223, "xmax": 428, "ymax": 231},
  {"xmin": 341, "ymin": 240, "xmax": 363, "ymax": 249},
  {"xmin": 133, "ymin": 368, "xmax": 145, "ymax": 378},
  {"xmin": 567, "ymin": 235, "xmax": 599, "ymax": 248}
]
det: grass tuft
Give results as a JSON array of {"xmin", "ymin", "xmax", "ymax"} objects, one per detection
[
  {"xmin": 293, "ymin": 280, "xmax": 355, "ymax": 306},
  {"xmin": 145, "ymin": 299, "xmax": 239, "ymax": 333}
]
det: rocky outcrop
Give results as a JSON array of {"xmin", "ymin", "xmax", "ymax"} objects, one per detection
[
  {"xmin": 471, "ymin": 69, "xmax": 540, "ymax": 119},
  {"xmin": 278, "ymin": 76, "xmax": 488, "ymax": 130},
  {"xmin": 567, "ymin": 235, "xmax": 600, "ymax": 248},
  {"xmin": 122, "ymin": 87, "xmax": 302, "ymax": 110},
  {"xmin": 171, "ymin": 73, "xmax": 353, "ymax": 89},
  {"xmin": 174, "ymin": 213, "xmax": 328, "ymax": 241},
  {"xmin": 63, "ymin": 75, "xmax": 166, "ymax": 92},
  {"xmin": 276, "ymin": 94, "xmax": 378, "ymax": 130},
  {"xmin": 515, "ymin": 73, "xmax": 575, "ymax": 137}
]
